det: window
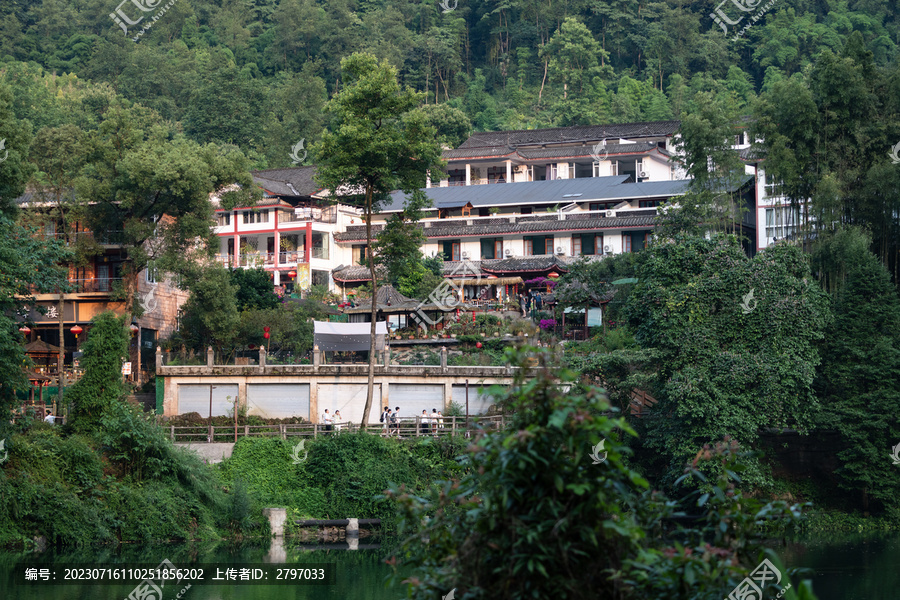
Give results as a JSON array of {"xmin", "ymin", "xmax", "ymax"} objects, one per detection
[
  {"xmin": 765, "ymin": 207, "xmax": 801, "ymax": 243},
  {"xmin": 44, "ymin": 221, "xmax": 57, "ymax": 236},
  {"xmin": 242, "ymin": 210, "xmax": 268, "ymax": 224},
  {"xmin": 764, "ymin": 179, "xmax": 785, "ymax": 199},
  {"xmin": 639, "ymin": 199, "xmax": 664, "ymax": 208},
  {"xmin": 521, "ymin": 207, "xmax": 532, "ymax": 215},
  {"xmin": 524, "ymin": 239, "xmax": 533, "ymax": 256},
  {"xmin": 495, "ymin": 240, "xmax": 503, "ymax": 258},
  {"xmin": 219, "ymin": 213, "xmax": 231, "ymax": 226},
  {"xmin": 549, "ymin": 164, "xmax": 558, "ymax": 180},
  {"xmin": 623, "ymin": 234, "xmax": 631, "ymax": 253},
  {"xmin": 352, "ymin": 245, "xmax": 369, "ymax": 265},
  {"xmin": 572, "ymin": 236, "xmax": 581, "ymax": 256},
  {"xmin": 452, "ymin": 243, "xmax": 460, "ymax": 261},
  {"xmin": 479, "ymin": 208, "xmax": 490, "ymax": 217},
  {"xmin": 544, "ymin": 238, "xmax": 554, "ymax": 255},
  {"xmin": 589, "ymin": 202, "xmax": 618, "ymax": 211},
  {"xmin": 442, "ymin": 240, "xmax": 462, "ymax": 261},
  {"xmin": 146, "ymin": 262, "xmax": 158, "ymax": 284}
]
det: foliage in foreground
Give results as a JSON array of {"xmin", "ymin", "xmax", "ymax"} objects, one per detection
[{"xmin": 389, "ymin": 347, "xmax": 818, "ymax": 600}]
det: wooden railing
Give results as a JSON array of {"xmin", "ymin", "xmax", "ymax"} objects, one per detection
[{"xmin": 166, "ymin": 414, "xmax": 506, "ymax": 443}]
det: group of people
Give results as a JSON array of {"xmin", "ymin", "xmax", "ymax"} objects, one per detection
[
  {"xmin": 380, "ymin": 406, "xmax": 445, "ymax": 437},
  {"xmin": 519, "ymin": 290, "xmax": 544, "ymax": 317},
  {"xmin": 319, "ymin": 408, "xmax": 343, "ymax": 432}
]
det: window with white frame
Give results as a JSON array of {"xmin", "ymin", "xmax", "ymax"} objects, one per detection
[
  {"xmin": 146, "ymin": 262, "xmax": 158, "ymax": 284},
  {"xmin": 763, "ymin": 178, "xmax": 785, "ymax": 199},
  {"xmin": 765, "ymin": 206, "xmax": 801, "ymax": 243}
]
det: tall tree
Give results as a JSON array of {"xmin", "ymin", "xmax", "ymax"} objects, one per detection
[
  {"xmin": 315, "ymin": 52, "xmax": 444, "ymax": 425},
  {"xmin": 73, "ymin": 100, "xmax": 258, "ymax": 315},
  {"xmin": 815, "ymin": 228, "xmax": 900, "ymax": 512}
]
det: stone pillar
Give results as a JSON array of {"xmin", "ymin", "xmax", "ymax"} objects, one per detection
[
  {"xmin": 313, "ymin": 345, "xmax": 320, "ymax": 369},
  {"xmin": 440, "ymin": 346, "xmax": 447, "ymax": 369},
  {"xmin": 207, "ymin": 346, "xmax": 214, "ymax": 367},
  {"xmin": 506, "ymin": 160, "xmax": 512, "ymax": 183},
  {"xmin": 383, "ymin": 346, "xmax": 390, "ymax": 367},
  {"xmin": 156, "ymin": 346, "xmax": 162, "ymax": 370},
  {"xmin": 346, "ymin": 517, "xmax": 359, "ymax": 539},
  {"xmin": 263, "ymin": 508, "xmax": 287, "ymax": 538},
  {"xmin": 465, "ymin": 163, "xmax": 471, "ymax": 186},
  {"xmin": 259, "ymin": 345, "xmax": 267, "ymax": 368}
]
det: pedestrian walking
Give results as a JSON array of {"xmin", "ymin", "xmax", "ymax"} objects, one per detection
[
  {"xmin": 392, "ymin": 406, "xmax": 400, "ymax": 437},
  {"xmin": 437, "ymin": 410, "xmax": 444, "ymax": 429},
  {"xmin": 334, "ymin": 410, "xmax": 343, "ymax": 432},
  {"xmin": 380, "ymin": 406, "xmax": 391, "ymax": 435},
  {"xmin": 322, "ymin": 409, "xmax": 333, "ymax": 433},
  {"xmin": 420, "ymin": 410, "xmax": 430, "ymax": 435}
]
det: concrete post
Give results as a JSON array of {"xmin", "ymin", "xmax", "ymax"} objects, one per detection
[
  {"xmin": 383, "ymin": 347, "xmax": 390, "ymax": 367},
  {"xmin": 263, "ymin": 508, "xmax": 288, "ymax": 538},
  {"xmin": 259, "ymin": 345, "xmax": 266, "ymax": 369},
  {"xmin": 440, "ymin": 346, "xmax": 447, "ymax": 370},
  {"xmin": 207, "ymin": 346, "xmax": 214, "ymax": 367},
  {"xmin": 346, "ymin": 517, "xmax": 359, "ymax": 539},
  {"xmin": 313, "ymin": 345, "xmax": 320, "ymax": 369},
  {"xmin": 156, "ymin": 346, "xmax": 162, "ymax": 370}
]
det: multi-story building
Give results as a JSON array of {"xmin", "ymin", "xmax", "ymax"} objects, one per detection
[
  {"xmin": 15, "ymin": 192, "xmax": 187, "ymax": 385},
  {"xmin": 212, "ymin": 166, "xmax": 360, "ymax": 292}
]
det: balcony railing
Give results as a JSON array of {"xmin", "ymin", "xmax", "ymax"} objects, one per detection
[
  {"xmin": 68, "ymin": 278, "xmax": 123, "ymax": 293},
  {"xmin": 280, "ymin": 206, "xmax": 338, "ymax": 224},
  {"xmin": 278, "ymin": 250, "xmax": 305, "ymax": 264}
]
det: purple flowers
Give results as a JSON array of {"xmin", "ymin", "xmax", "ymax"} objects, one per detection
[{"xmin": 539, "ymin": 319, "xmax": 557, "ymax": 330}]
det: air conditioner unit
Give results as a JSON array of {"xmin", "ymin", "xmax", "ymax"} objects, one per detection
[
  {"xmin": 606, "ymin": 210, "xmax": 616, "ymax": 218},
  {"xmin": 504, "ymin": 249, "xmax": 512, "ymax": 257},
  {"xmin": 603, "ymin": 245, "xmax": 611, "ymax": 253},
  {"xmin": 556, "ymin": 246, "xmax": 564, "ymax": 255},
  {"xmin": 461, "ymin": 251, "xmax": 469, "ymax": 259},
  {"xmin": 515, "ymin": 165, "xmax": 527, "ymax": 173},
  {"xmin": 639, "ymin": 170, "xmax": 648, "ymax": 179}
]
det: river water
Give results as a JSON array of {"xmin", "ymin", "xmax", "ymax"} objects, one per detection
[{"xmin": 0, "ymin": 532, "xmax": 896, "ymax": 599}]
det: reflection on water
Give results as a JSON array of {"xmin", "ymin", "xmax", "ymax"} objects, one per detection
[
  {"xmin": 0, "ymin": 538, "xmax": 404, "ymax": 600},
  {"xmin": 3, "ymin": 531, "xmax": 897, "ymax": 599},
  {"xmin": 781, "ymin": 531, "xmax": 900, "ymax": 600}
]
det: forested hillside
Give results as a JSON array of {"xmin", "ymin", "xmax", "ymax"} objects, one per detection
[{"xmin": 2, "ymin": 0, "xmax": 899, "ymax": 168}]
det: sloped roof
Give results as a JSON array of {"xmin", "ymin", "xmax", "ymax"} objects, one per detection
[
  {"xmin": 252, "ymin": 166, "xmax": 321, "ymax": 197},
  {"xmin": 25, "ymin": 338, "xmax": 62, "ymax": 354},
  {"xmin": 456, "ymin": 121, "xmax": 680, "ymax": 150},
  {"xmin": 443, "ymin": 141, "xmax": 668, "ymax": 161},
  {"xmin": 334, "ymin": 212, "xmax": 659, "ymax": 243}
]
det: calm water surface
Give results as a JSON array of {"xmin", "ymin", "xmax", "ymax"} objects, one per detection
[
  {"xmin": 0, "ymin": 538, "xmax": 404, "ymax": 600},
  {"xmin": 0, "ymin": 532, "xmax": 897, "ymax": 599}
]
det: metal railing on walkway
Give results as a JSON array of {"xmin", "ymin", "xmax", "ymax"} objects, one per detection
[{"xmin": 166, "ymin": 414, "xmax": 505, "ymax": 443}]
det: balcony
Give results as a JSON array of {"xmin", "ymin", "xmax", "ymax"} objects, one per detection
[
  {"xmin": 279, "ymin": 206, "xmax": 337, "ymax": 224},
  {"xmin": 69, "ymin": 278, "xmax": 123, "ymax": 293},
  {"xmin": 278, "ymin": 250, "xmax": 305, "ymax": 265},
  {"xmin": 310, "ymin": 246, "xmax": 329, "ymax": 260}
]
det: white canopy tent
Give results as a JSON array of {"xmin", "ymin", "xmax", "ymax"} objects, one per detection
[{"xmin": 313, "ymin": 321, "xmax": 388, "ymax": 352}]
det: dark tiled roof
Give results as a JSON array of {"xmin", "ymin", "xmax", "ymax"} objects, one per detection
[
  {"xmin": 331, "ymin": 264, "xmax": 387, "ymax": 283},
  {"xmin": 252, "ymin": 166, "xmax": 321, "ymax": 197},
  {"xmin": 457, "ymin": 121, "xmax": 680, "ymax": 150},
  {"xmin": 442, "ymin": 141, "xmax": 668, "ymax": 162},
  {"xmin": 334, "ymin": 213, "xmax": 658, "ymax": 243},
  {"xmin": 480, "ymin": 255, "xmax": 571, "ymax": 274},
  {"xmin": 381, "ymin": 177, "xmax": 688, "ymax": 213}
]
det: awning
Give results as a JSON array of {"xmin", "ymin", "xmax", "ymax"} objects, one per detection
[{"xmin": 313, "ymin": 321, "xmax": 388, "ymax": 352}]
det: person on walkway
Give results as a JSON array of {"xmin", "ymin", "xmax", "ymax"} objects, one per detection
[
  {"xmin": 432, "ymin": 409, "xmax": 440, "ymax": 436},
  {"xmin": 381, "ymin": 406, "xmax": 391, "ymax": 435},
  {"xmin": 43, "ymin": 411, "xmax": 55, "ymax": 424},
  {"xmin": 334, "ymin": 410, "xmax": 343, "ymax": 433},
  {"xmin": 420, "ymin": 410, "xmax": 430, "ymax": 435},
  {"xmin": 322, "ymin": 409, "xmax": 333, "ymax": 433},
  {"xmin": 535, "ymin": 291, "xmax": 543, "ymax": 311},
  {"xmin": 437, "ymin": 410, "xmax": 444, "ymax": 430},
  {"xmin": 391, "ymin": 406, "xmax": 400, "ymax": 437},
  {"xmin": 519, "ymin": 293, "xmax": 526, "ymax": 317}
]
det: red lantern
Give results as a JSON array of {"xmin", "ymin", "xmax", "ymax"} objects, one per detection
[
  {"xmin": 475, "ymin": 342, "xmax": 482, "ymax": 349},
  {"xmin": 70, "ymin": 325, "xmax": 83, "ymax": 338},
  {"xmin": 263, "ymin": 332, "xmax": 270, "ymax": 339},
  {"xmin": 19, "ymin": 325, "xmax": 31, "ymax": 337},
  {"xmin": 248, "ymin": 343, "xmax": 256, "ymax": 350},
  {"xmin": 288, "ymin": 270, "xmax": 297, "ymax": 279},
  {"xmin": 263, "ymin": 325, "xmax": 270, "ymax": 340},
  {"xmin": 548, "ymin": 272, "xmax": 560, "ymax": 278}
]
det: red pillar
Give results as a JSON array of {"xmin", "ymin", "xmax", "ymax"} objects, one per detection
[{"xmin": 305, "ymin": 222, "xmax": 313, "ymax": 263}]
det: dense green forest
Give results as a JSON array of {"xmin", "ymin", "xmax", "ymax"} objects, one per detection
[{"xmin": 2, "ymin": 0, "xmax": 899, "ymax": 166}]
